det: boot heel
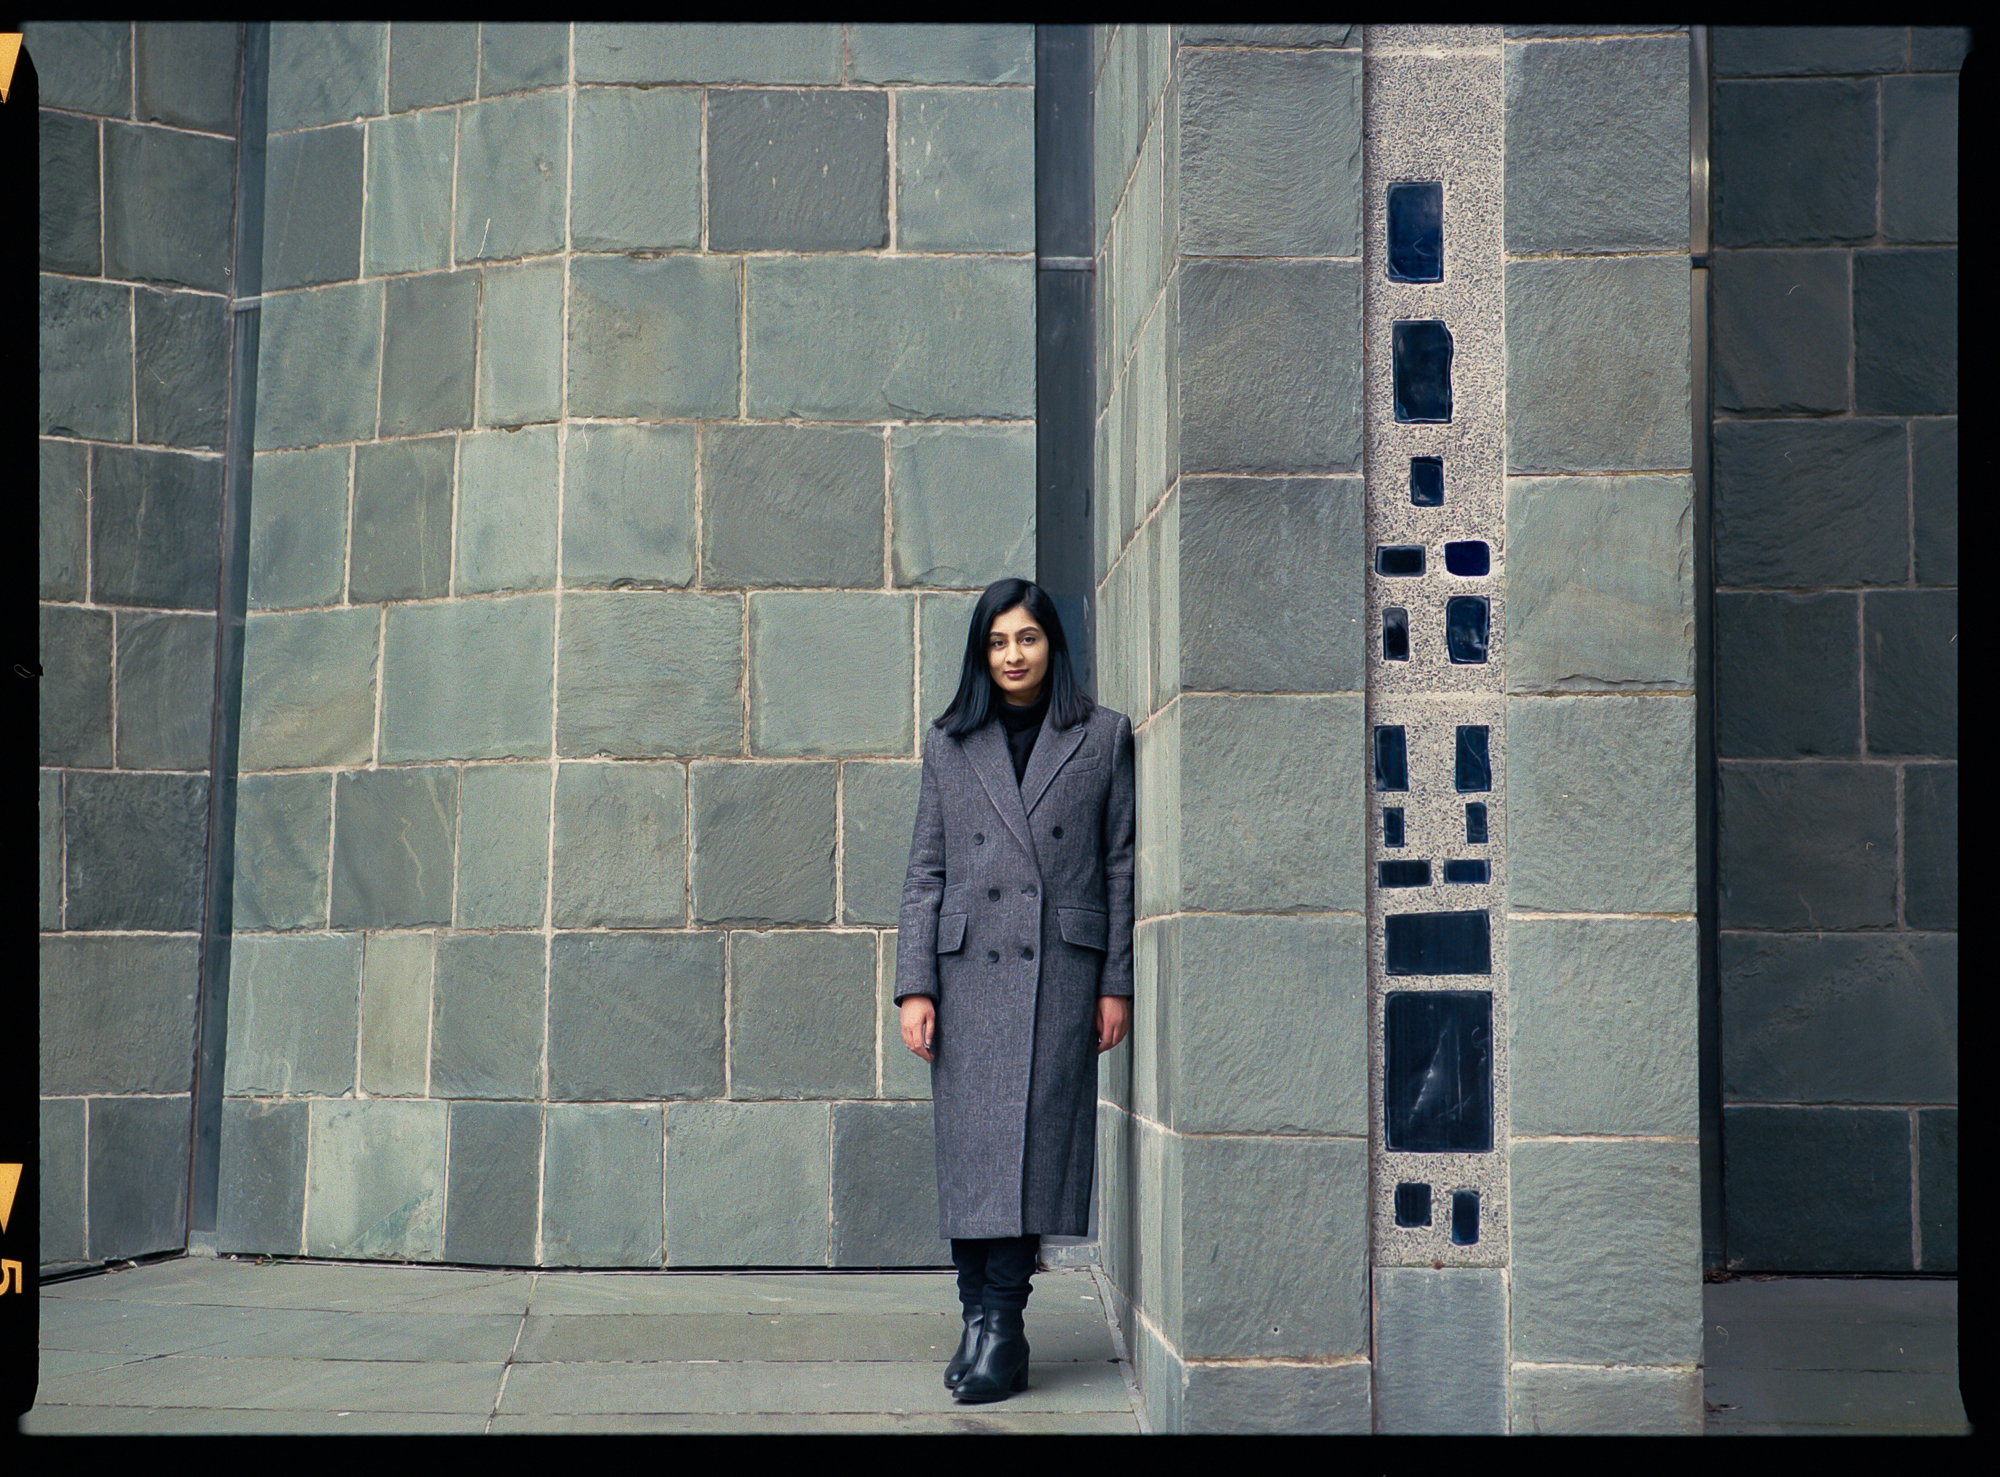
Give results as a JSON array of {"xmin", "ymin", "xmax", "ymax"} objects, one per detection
[{"xmin": 1012, "ymin": 1364, "xmax": 1029, "ymax": 1391}]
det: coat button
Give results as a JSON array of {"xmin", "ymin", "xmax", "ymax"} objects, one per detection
[
  {"xmin": 1052, "ymin": 826, "xmax": 1064, "ymax": 839},
  {"xmin": 1023, "ymin": 886, "xmax": 1036, "ymax": 896},
  {"xmin": 974, "ymin": 832, "xmax": 985, "ymax": 845},
  {"xmin": 987, "ymin": 950, "xmax": 999, "ymax": 963},
  {"xmin": 988, "ymin": 888, "xmax": 1001, "ymax": 900},
  {"xmin": 1021, "ymin": 947, "xmax": 1034, "ymax": 960}
]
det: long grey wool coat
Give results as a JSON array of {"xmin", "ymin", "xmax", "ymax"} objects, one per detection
[{"xmin": 895, "ymin": 701, "xmax": 1135, "ymax": 1240}]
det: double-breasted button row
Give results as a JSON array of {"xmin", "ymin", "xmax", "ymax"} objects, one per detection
[{"xmin": 985, "ymin": 946, "xmax": 1037, "ymax": 961}]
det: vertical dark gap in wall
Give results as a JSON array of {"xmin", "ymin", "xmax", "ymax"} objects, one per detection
[
  {"xmin": 187, "ymin": 22, "xmax": 269, "ymax": 1243},
  {"xmin": 1689, "ymin": 24, "xmax": 1725, "ymax": 1274},
  {"xmin": 1035, "ymin": 26, "xmax": 1095, "ymax": 696}
]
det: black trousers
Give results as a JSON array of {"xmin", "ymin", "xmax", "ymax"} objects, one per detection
[{"xmin": 951, "ymin": 1235, "xmax": 1040, "ymax": 1312}]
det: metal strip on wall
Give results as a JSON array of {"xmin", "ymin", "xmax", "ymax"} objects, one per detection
[
  {"xmin": 1034, "ymin": 25, "xmax": 1096, "ymax": 697},
  {"xmin": 1688, "ymin": 23, "xmax": 1723, "ymax": 1273},
  {"xmin": 187, "ymin": 21, "xmax": 269, "ymax": 1245}
]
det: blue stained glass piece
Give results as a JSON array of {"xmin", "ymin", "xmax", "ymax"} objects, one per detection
[
  {"xmin": 1465, "ymin": 802, "xmax": 1488, "ymax": 844},
  {"xmin": 1375, "ymin": 725, "xmax": 1409, "ymax": 792},
  {"xmin": 1387, "ymin": 181, "xmax": 1444, "ymax": 283},
  {"xmin": 1380, "ymin": 859, "xmax": 1432, "ymax": 888},
  {"xmin": 1455, "ymin": 726, "xmax": 1491, "ymax": 793},
  {"xmin": 1409, "ymin": 457, "xmax": 1444, "ymax": 507},
  {"xmin": 1392, "ymin": 320, "xmax": 1454, "ymax": 423},
  {"xmin": 1444, "ymin": 540, "xmax": 1490, "ymax": 577},
  {"xmin": 1395, "ymin": 1181, "xmax": 1433, "ymax": 1228},
  {"xmin": 1451, "ymin": 1190, "xmax": 1481, "ymax": 1245},
  {"xmin": 1384, "ymin": 990, "xmax": 1494, "ymax": 1152},
  {"xmin": 1384, "ymin": 808, "xmax": 1405, "ymax": 847},
  {"xmin": 1383, "ymin": 606, "xmax": 1410, "ymax": 661},
  {"xmin": 1377, "ymin": 545, "xmax": 1425, "ymax": 577},
  {"xmin": 1447, "ymin": 596, "xmax": 1489, "ymax": 663},
  {"xmin": 1384, "ymin": 910, "xmax": 1492, "ymax": 976},
  {"xmin": 1443, "ymin": 859, "xmax": 1489, "ymax": 884}
]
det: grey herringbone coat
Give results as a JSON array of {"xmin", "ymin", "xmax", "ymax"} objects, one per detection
[{"xmin": 895, "ymin": 700, "xmax": 1135, "ymax": 1239}]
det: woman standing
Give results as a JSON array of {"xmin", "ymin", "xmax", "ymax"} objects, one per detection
[{"xmin": 895, "ymin": 578, "xmax": 1134, "ymax": 1405}]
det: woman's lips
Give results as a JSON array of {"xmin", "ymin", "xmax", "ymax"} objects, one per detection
[{"xmin": 1005, "ymin": 670, "xmax": 1027, "ymax": 678}]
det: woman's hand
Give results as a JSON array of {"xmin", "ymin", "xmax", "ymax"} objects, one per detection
[
  {"xmin": 1095, "ymin": 995, "xmax": 1131, "ymax": 1054},
  {"xmin": 900, "ymin": 996, "xmax": 937, "ymax": 1063}
]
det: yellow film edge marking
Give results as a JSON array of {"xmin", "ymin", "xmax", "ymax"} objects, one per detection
[
  {"xmin": 0, "ymin": 35, "xmax": 20, "ymax": 106},
  {"xmin": 0, "ymin": 1162, "xmax": 19, "ymax": 1233}
]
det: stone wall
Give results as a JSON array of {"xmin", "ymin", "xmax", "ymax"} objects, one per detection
[
  {"xmin": 36, "ymin": 21, "xmax": 244, "ymax": 1270},
  {"xmin": 1708, "ymin": 25, "xmax": 1960, "ymax": 1273},
  {"xmin": 1090, "ymin": 24, "xmax": 1375, "ymax": 1434},
  {"xmin": 208, "ymin": 21, "xmax": 1036, "ymax": 1267}
]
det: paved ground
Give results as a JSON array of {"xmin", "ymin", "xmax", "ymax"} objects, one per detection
[
  {"xmin": 19, "ymin": 1260, "xmax": 1966, "ymax": 1435},
  {"xmin": 22, "ymin": 1259, "xmax": 1143, "ymax": 1435},
  {"xmin": 1703, "ymin": 1277, "xmax": 1967, "ymax": 1436}
]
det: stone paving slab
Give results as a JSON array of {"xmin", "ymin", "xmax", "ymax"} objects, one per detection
[
  {"xmin": 41, "ymin": 1260, "xmax": 531, "ymax": 1314},
  {"xmin": 34, "ymin": 1352, "xmax": 510, "ymax": 1414},
  {"xmin": 23, "ymin": 1405, "xmax": 488, "ymax": 1435},
  {"xmin": 488, "ymin": 1410, "xmax": 1147, "ymax": 1434},
  {"xmin": 496, "ymin": 1354, "xmax": 1133, "ymax": 1416},
  {"xmin": 525, "ymin": 1268, "xmax": 965, "ymax": 1316},
  {"xmin": 1704, "ymin": 1278, "xmax": 1966, "ymax": 1436},
  {"xmin": 516, "ymin": 1311, "xmax": 1116, "ymax": 1365}
]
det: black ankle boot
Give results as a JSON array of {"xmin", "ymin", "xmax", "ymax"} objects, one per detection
[
  {"xmin": 943, "ymin": 1305, "xmax": 985, "ymax": 1390},
  {"xmin": 951, "ymin": 1305, "xmax": 1028, "ymax": 1404}
]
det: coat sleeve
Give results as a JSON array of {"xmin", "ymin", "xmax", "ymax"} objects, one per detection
[
  {"xmin": 1099, "ymin": 711, "xmax": 1136, "ymax": 998},
  {"xmin": 894, "ymin": 728, "xmax": 948, "ymax": 1003}
]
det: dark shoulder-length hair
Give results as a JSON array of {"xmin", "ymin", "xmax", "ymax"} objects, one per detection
[{"xmin": 933, "ymin": 578, "xmax": 1095, "ymax": 739}]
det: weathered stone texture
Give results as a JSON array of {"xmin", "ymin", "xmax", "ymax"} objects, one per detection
[
  {"xmin": 134, "ymin": 289, "xmax": 228, "ymax": 450},
  {"xmin": 749, "ymin": 594, "xmax": 915, "ymax": 758},
  {"xmin": 1721, "ymin": 932, "xmax": 1956, "ymax": 1104},
  {"xmin": 1511, "ymin": 919, "xmax": 1698, "ymax": 1136},
  {"xmin": 41, "ymin": 278, "xmax": 133, "ymax": 442},
  {"xmin": 263, "ymin": 125, "xmax": 363, "ymax": 291},
  {"xmin": 365, "ymin": 110, "xmax": 455, "ymax": 275},
  {"xmin": 702, "ymin": 424, "xmax": 886, "ymax": 589},
  {"xmin": 841, "ymin": 762, "xmax": 923, "ymax": 927},
  {"xmin": 1506, "ymin": 477, "xmax": 1693, "ymax": 692},
  {"xmin": 91, "ymin": 447, "xmax": 224, "ymax": 610},
  {"xmin": 40, "ymin": 934, "xmax": 200, "ymax": 1095},
  {"xmin": 359, "ymin": 931, "xmax": 433, "ymax": 1098},
  {"xmin": 103, "ymin": 122, "xmax": 234, "ymax": 291},
  {"xmin": 455, "ymin": 764, "xmax": 551, "ymax": 929},
  {"xmin": 445, "ymin": 1101, "xmax": 542, "ymax": 1266},
  {"xmin": 1511, "ymin": 1139, "xmax": 1702, "ymax": 1363},
  {"xmin": 1711, "ymin": 419, "xmax": 1910, "ymax": 588},
  {"xmin": 1510, "ymin": 1366, "xmax": 1703, "ymax": 1435},
  {"xmin": 431, "ymin": 933, "xmax": 546, "ymax": 1100},
  {"xmin": 1711, "ymin": 250, "xmax": 1851, "ymax": 414},
  {"xmin": 63, "ymin": 771, "xmax": 211, "ymax": 931},
  {"xmin": 351, "ymin": 437, "xmax": 454, "ymax": 602},
  {"xmin": 728, "ymin": 930, "xmax": 875, "ymax": 1100},
  {"xmin": 305, "ymin": 1099, "xmax": 448, "ymax": 1261},
  {"xmin": 571, "ymin": 88, "xmax": 701, "ymax": 251},
  {"xmin": 230, "ymin": 772, "xmax": 332, "ymax": 931},
  {"xmin": 1717, "ymin": 762, "xmax": 1896, "ymax": 929},
  {"xmin": 330, "ymin": 767, "xmax": 458, "ymax": 929},
  {"xmin": 456, "ymin": 425, "xmax": 559, "ymax": 594},
  {"xmin": 381, "ymin": 596, "xmax": 555, "ymax": 762},
  {"xmin": 88, "ymin": 1096, "xmax": 192, "ymax": 1262},
  {"xmin": 546, "ymin": 932, "xmax": 726, "ymax": 1101},
  {"xmin": 388, "ymin": 23, "xmax": 477, "ymax": 112},
  {"xmin": 561, "ymin": 424, "xmax": 698, "ymax": 590},
  {"xmin": 690, "ymin": 761, "xmax": 838, "ymax": 924},
  {"xmin": 830, "ymin": 1102, "xmax": 946, "ymax": 1266},
  {"xmin": 223, "ymin": 933, "xmax": 362, "ymax": 1097},
  {"xmin": 664, "ymin": 1102, "xmax": 830, "ymax": 1266},
  {"xmin": 269, "ymin": 22, "xmax": 385, "ymax": 130},
  {"xmin": 542, "ymin": 1103, "xmax": 665, "ymax": 1268},
  {"xmin": 551, "ymin": 762, "xmax": 688, "ymax": 928},
  {"xmin": 454, "ymin": 92, "xmax": 567, "ymax": 263},
  {"xmin": 1180, "ymin": 47, "xmax": 1361, "ymax": 257},
  {"xmin": 1713, "ymin": 79, "xmax": 1877, "ymax": 245},
  {"xmin": 1372, "ymin": 1268, "xmax": 1507, "ymax": 1434},
  {"xmin": 1715, "ymin": 593, "xmax": 1859, "ymax": 756},
  {"xmin": 247, "ymin": 446, "xmax": 348, "ymax": 612},
  {"xmin": 1508, "ymin": 696, "xmax": 1694, "ymax": 914},
  {"xmin": 708, "ymin": 89, "xmax": 887, "ymax": 251},
  {"xmin": 1721, "ymin": 1106, "xmax": 1912, "ymax": 1271},
  {"xmin": 889, "ymin": 424, "xmax": 1036, "ymax": 589},
  {"xmin": 216, "ymin": 1098, "xmax": 308, "ymax": 1255},
  {"xmin": 896, "ymin": 88, "xmax": 1034, "ymax": 253},
  {"xmin": 568, "ymin": 255, "xmax": 740, "ymax": 418}
]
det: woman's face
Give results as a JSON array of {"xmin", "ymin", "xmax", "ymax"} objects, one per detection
[{"xmin": 987, "ymin": 604, "xmax": 1049, "ymax": 705}]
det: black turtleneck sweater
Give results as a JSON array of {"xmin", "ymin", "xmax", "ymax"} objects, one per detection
[{"xmin": 994, "ymin": 684, "xmax": 1050, "ymax": 786}]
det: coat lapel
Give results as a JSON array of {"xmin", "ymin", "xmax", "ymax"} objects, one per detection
[
  {"xmin": 963, "ymin": 719, "xmax": 1035, "ymax": 855},
  {"xmin": 1020, "ymin": 713, "xmax": 1089, "ymax": 818}
]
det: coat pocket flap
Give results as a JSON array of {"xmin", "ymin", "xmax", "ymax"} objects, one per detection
[
  {"xmin": 937, "ymin": 913, "xmax": 968, "ymax": 953},
  {"xmin": 1057, "ymin": 906, "xmax": 1108, "ymax": 951}
]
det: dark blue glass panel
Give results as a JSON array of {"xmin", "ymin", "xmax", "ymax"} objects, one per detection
[
  {"xmin": 1464, "ymin": 802, "xmax": 1488, "ymax": 844},
  {"xmin": 1384, "ymin": 910, "xmax": 1491, "ymax": 976},
  {"xmin": 1444, "ymin": 540, "xmax": 1490, "ymax": 577},
  {"xmin": 1383, "ymin": 807, "xmax": 1405, "ymax": 847},
  {"xmin": 1384, "ymin": 990, "xmax": 1493, "ymax": 1152},
  {"xmin": 1446, "ymin": 596, "xmax": 1489, "ymax": 663},
  {"xmin": 1380, "ymin": 859, "xmax": 1432, "ymax": 888},
  {"xmin": 1455, "ymin": 726, "xmax": 1491, "ymax": 793},
  {"xmin": 1375, "ymin": 725, "xmax": 1409, "ymax": 792},
  {"xmin": 1376, "ymin": 545, "xmax": 1424, "ymax": 577},
  {"xmin": 1451, "ymin": 1190, "xmax": 1480, "ymax": 1245},
  {"xmin": 1383, "ymin": 606, "xmax": 1409, "ymax": 661},
  {"xmin": 1443, "ymin": 859, "xmax": 1490, "ymax": 884},
  {"xmin": 1409, "ymin": 456, "xmax": 1444, "ymax": 507},
  {"xmin": 1394, "ymin": 1181, "xmax": 1433, "ymax": 1228},
  {"xmin": 1386, "ymin": 181, "xmax": 1444, "ymax": 283},
  {"xmin": 1392, "ymin": 320, "xmax": 1453, "ymax": 423}
]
